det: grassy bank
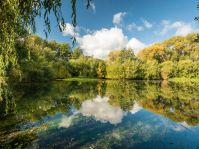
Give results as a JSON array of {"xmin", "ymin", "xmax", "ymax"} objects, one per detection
[
  {"xmin": 57, "ymin": 77, "xmax": 101, "ymax": 82},
  {"xmin": 169, "ymin": 78, "xmax": 199, "ymax": 83},
  {"xmin": 57, "ymin": 77, "xmax": 199, "ymax": 83}
]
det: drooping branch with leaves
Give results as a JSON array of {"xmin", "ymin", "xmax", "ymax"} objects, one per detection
[{"xmin": 0, "ymin": 0, "xmax": 92, "ymax": 80}]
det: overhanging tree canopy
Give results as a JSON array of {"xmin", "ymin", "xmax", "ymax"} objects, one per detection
[{"xmin": 0, "ymin": 0, "xmax": 92, "ymax": 78}]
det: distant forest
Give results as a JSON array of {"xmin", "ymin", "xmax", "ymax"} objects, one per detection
[{"xmin": 6, "ymin": 33, "xmax": 199, "ymax": 82}]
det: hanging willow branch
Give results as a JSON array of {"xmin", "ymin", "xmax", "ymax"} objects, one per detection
[
  {"xmin": 194, "ymin": 3, "xmax": 199, "ymax": 42},
  {"xmin": 195, "ymin": 3, "xmax": 199, "ymax": 21},
  {"xmin": 0, "ymin": 0, "xmax": 92, "ymax": 80},
  {"xmin": 70, "ymin": 0, "xmax": 92, "ymax": 45},
  {"xmin": 18, "ymin": 0, "xmax": 92, "ymax": 41}
]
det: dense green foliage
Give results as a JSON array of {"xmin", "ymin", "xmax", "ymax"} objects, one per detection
[
  {"xmin": 0, "ymin": 0, "xmax": 91, "ymax": 81},
  {"xmin": 10, "ymin": 35, "xmax": 106, "ymax": 82},
  {"xmin": 5, "ymin": 33, "xmax": 199, "ymax": 82},
  {"xmin": 138, "ymin": 33, "xmax": 199, "ymax": 79},
  {"xmin": 106, "ymin": 33, "xmax": 199, "ymax": 80}
]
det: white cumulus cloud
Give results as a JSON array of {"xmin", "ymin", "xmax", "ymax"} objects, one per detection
[
  {"xmin": 113, "ymin": 12, "xmax": 127, "ymax": 25},
  {"xmin": 126, "ymin": 38, "xmax": 146, "ymax": 54},
  {"xmin": 61, "ymin": 23, "xmax": 79, "ymax": 37},
  {"xmin": 61, "ymin": 24, "xmax": 146, "ymax": 59},
  {"xmin": 77, "ymin": 27, "xmax": 128, "ymax": 59},
  {"xmin": 160, "ymin": 20, "xmax": 198, "ymax": 36}
]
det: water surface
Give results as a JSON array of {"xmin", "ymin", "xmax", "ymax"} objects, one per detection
[{"xmin": 0, "ymin": 80, "xmax": 199, "ymax": 148}]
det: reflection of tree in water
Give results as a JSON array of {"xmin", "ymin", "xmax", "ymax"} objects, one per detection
[
  {"xmin": 0, "ymin": 81, "xmax": 16, "ymax": 118},
  {"xmin": 104, "ymin": 80, "xmax": 199, "ymax": 126},
  {"xmin": 97, "ymin": 80, "xmax": 107, "ymax": 97},
  {"xmin": 138, "ymin": 81, "xmax": 199, "ymax": 126},
  {"xmin": 0, "ymin": 80, "xmax": 199, "ymax": 148},
  {"xmin": 0, "ymin": 81, "xmax": 35, "ymax": 149},
  {"xmin": 0, "ymin": 81, "xmax": 106, "ymax": 148},
  {"xmin": 1, "ymin": 80, "xmax": 199, "ymax": 125},
  {"xmin": 106, "ymin": 80, "xmax": 141, "ymax": 111}
]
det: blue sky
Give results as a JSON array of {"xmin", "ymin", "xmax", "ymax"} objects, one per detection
[{"xmin": 36, "ymin": 0, "xmax": 199, "ymax": 58}]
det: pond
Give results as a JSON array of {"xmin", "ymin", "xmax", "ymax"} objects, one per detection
[{"xmin": 0, "ymin": 80, "xmax": 199, "ymax": 148}]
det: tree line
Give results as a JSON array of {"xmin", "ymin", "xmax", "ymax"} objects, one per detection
[
  {"xmin": 106, "ymin": 33, "xmax": 199, "ymax": 80},
  {"xmin": 6, "ymin": 33, "xmax": 199, "ymax": 82},
  {"xmin": 8, "ymin": 35, "xmax": 106, "ymax": 82}
]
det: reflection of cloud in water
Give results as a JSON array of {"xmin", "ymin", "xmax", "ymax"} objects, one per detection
[
  {"xmin": 173, "ymin": 125, "xmax": 185, "ymax": 132},
  {"xmin": 59, "ymin": 115, "xmax": 75, "ymax": 128},
  {"xmin": 173, "ymin": 121, "xmax": 191, "ymax": 132},
  {"xmin": 79, "ymin": 96, "xmax": 124, "ymax": 124},
  {"xmin": 130, "ymin": 102, "xmax": 142, "ymax": 114},
  {"xmin": 181, "ymin": 121, "xmax": 190, "ymax": 128}
]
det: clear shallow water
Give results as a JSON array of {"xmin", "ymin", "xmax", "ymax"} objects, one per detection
[{"xmin": 0, "ymin": 80, "xmax": 199, "ymax": 148}]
